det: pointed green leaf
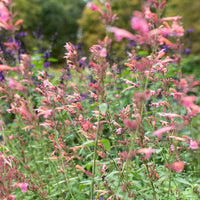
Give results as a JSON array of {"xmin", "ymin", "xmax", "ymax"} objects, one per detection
[
  {"xmin": 99, "ymin": 103, "xmax": 107, "ymax": 114},
  {"xmin": 175, "ymin": 177, "xmax": 191, "ymax": 185},
  {"xmin": 100, "ymin": 139, "xmax": 111, "ymax": 152}
]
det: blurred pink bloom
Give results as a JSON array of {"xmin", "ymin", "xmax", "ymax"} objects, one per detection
[
  {"xmin": 182, "ymin": 96, "xmax": 200, "ymax": 113},
  {"xmin": 158, "ymin": 112, "xmax": 183, "ymax": 119},
  {"xmin": 100, "ymin": 47, "xmax": 107, "ymax": 57},
  {"xmin": 20, "ymin": 182, "xmax": 29, "ymax": 193},
  {"xmin": 124, "ymin": 119, "xmax": 137, "ymax": 131},
  {"xmin": 9, "ymin": 78, "xmax": 19, "ymax": 89},
  {"xmin": 8, "ymin": 194, "xmax": 16, "ymax": 200},
  {"xmin": 14, "ymin": 182, "xmax": 28, "ymax": 193},
  {"xmin": 0, "ymin": 2, "xmax": 9, "ymax": 22},
  {"xmin": 144, "ymin": 7, "xmax": 153, "ymax": 19},
  {"xmin": 189, "ymin": 140, "xmax": 199, "ymax": 150},
  {"xmin": 108, "ymin": 26, "xmax": 136, "ymax": 42},
  {"xmin": 182, "ymin": 96, "xmax": 196, "ymax": 107},
  {"xmin": 36, "ymin": 106, "xmax": 53, "ymax": 118},
  {"xmin": 158, "ymin": 36, "xmax": 175, "ymax": 48},
  {"xmin": 162, "ymin": 16, "xmax": 182, "ymax": 21},
  {"xmin": 131, "ymin": 15, "xmax": 149, "ymax": 33},
  {"xmin": 82, "ymin": 121, "xmax": 90, "ymax": 131},
  {"xmin": 166, "ymin": 161, "xmax": 185, "ymax": 173},
  {"xmin": 151, "ymin": 126, "xmax": 176, "ymax": 139},
  {"xmin": 168, "ymin": 136, "xmax": 186, "ymax": 142},
  {"xmin": 171, "ymin": 21, "xmax": 184, "ymax": 37},
  {"xmin": 171, "ymin": 161, "xmax": 184, "ymax": 173},
  {"xmin": 87, "ymin": 3, "xmax": 103, "ymax": 15},
  {"xmin": 136, "ymin": 148, "xmax": 155, "ymax": 160},
  {"xmin": 1, "ymin": 0, "xmax": 11, "ymax": 5},
  {"xmin": 0, "ymin": 64, "xmax": 14, "ymax": 72},
  {"xmin": 116, "ymin": 128, "xmax": 122, "ymax": 135}
]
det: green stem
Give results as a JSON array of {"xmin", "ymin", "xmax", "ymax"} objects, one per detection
[
  {"xmin": 145, "ymin": 163, "xmax": 157, "ymax": 199},
  {"xmin": 90, "ymin": 105, "xmax": 101, "ymax": 200}
]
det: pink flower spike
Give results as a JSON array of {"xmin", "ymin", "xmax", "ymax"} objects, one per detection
[
  {"xmin": 0, "ymin": 64, "xmax": 14, "ymax": 72},
  {"xmin": 131, "ymin": 16, "xmax": 149, "ymax": 33},
  {"xmin": 165, "ymin": 161, "xmax": 185, "ymax": 173},
  {"xmin": 100, "ymin": 47, "xmax": 107, "ymax": 57},
  {"xmin": 14, "ymin": 182, "xmax": 28, "ymax": 193},
  {"xmin": 151, "ymin": 126, "xmax": 175, "ymax": 139},
  {"xmin": 0, "ymin": 2, "xmax": 9, "ymax": 22},
  {"xmin": 190, "ymin": 140, "xmax": 199, "ymax": 150},
  {"xmin": 171, "ymin": 161, "xmax": 185, "ymax": 173},
  {"xmin": 136, "ymin": 148, "xmax": 155, "ymax": 160},
  {"xmin": 19, "ymin": 182, "xmax": 29, "ymax": 193},
  {"xmin": 162, "ymin": 16, "xmax": 182, "ymax": 21},
  {"xmin": 8, "ymin": 194, "xmax": 16, "ymax": 200},
  {"xmin": 107, "ymin": 26, "xmax": 136, "ymax": 42},
  {"xmin": 87, "ymin": 3, "xmax": 103, "ymax": 15}
]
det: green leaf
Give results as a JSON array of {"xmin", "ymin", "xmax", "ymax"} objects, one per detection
[
  {"xmin": 175, "ymin": 177, "xmax": 191, "ymax": 185},
  {"xmin": 99, "ymin": 103, "xmax": 107, "ymax": 114},
  {"xmin": 100, "ymin": 139, "xmax": 111, "ymax": 152},
  {"xmin": 79, "ymin": 184, "xmax": 86, "ymax": 191},
  {"xmin": 49, "ymin": 58, "xmax": 58, "ymax": 62}
]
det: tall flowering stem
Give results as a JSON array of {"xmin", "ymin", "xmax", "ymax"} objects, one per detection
[
  {"xmin": 87, "ymin": 2, "xmax": 116, "ymax": 199},
  {"xmin": 89, "ymin": 39, "xmax": 110, "ymax": 199},
  {"xmin": 0, "ymin": 0, "xmax": 23, "ymax": 65}
]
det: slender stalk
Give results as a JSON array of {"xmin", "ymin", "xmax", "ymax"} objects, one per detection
[
  {"xmin": 145, "ymin": 163, "xmax": 156, "ymax": 199},
  {"xmin": 90, "ymin": 104, "xmax": 101, "ymax": 200}
]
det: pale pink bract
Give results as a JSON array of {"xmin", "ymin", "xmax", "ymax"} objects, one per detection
[
  {"xmin": 0, "ymin": 2, "xmax": 9, "ymax": 22},
  {"xmin": 107, "ymin": 26, "xmax": 136, "ymax": 42}
]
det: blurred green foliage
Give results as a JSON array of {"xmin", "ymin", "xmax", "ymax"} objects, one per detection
[
  {"xmin": 14, "ymin": 0, "xmax": 200, "ymax": 64},
  {"xmin": 165, "ymin": 0, "xmax": 200, "ymax": 55},
  {"xmin": 78, "ymin": 0, "xmax": 141, "ymax": 58},
  {"xmin": 15, "ymin": 0, "xmax": 85, "ymax": 61}
]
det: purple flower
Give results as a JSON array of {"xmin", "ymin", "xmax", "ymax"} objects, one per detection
[
  {"xmin": 128, "ymin": 40, "xmax": 136, "ymax": 47},
  {"xmin": 0, "ymin": 71, "xmax": 4, "ymax": 82},
  {"xmin": 187, "ymin": 29, "xmax": 194, "ymax": 33},
  {"xmin": 162, "ymin": 45, "xmax": 169, "ymax": 53},
  {"xmin": 184, "ymin": 48, "xmax": 191, "ymax": 56},
  {"xmin": 80, "ymin": 93, "xmax": 87, "ymax": 100},
  {"xmin": 44, "ymin": 61, "xmax": 50, "ymax": 69}
]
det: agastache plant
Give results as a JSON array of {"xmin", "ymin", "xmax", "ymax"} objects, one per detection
[{"xmin": 0, "ymin": 0, "xmax": 200, "ymax": 199}]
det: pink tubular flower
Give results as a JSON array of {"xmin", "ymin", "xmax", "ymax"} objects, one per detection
[
  {"xmin": 87, "ymin": 3, "xmax": 103, "ymax": 15},
  {"xmin": 131, "ymin": 16, "xmax": 149, "ymax": 34},
  {"xmin": 171, "ymin": 21, "xmax": 184, "ymax": 37},
  {"xmin": 0, "ymin": 64, "xmax": 14, "ymax": 72},
  {"xmin": 124, "ymin": 119, "xmax": 137, "ymax": 131},
  {"xmin": 165, "ymin": 161, "xmax": 185, "ymax": 173},
  {"xmin": 162, "ymin": 16, "xmax": 182, "ymax": 21},
  {"xmin": 8, "ymin": 194, "xmax": 16, "ymax": 200},
  {"xmin": 189, "ymin": 140, "xmax": 199, "ymax": 150},
  {"xmin": 181, "ymin": 95, "xmax": 200, "ymax": 115},
  {"xmin": 19, "ymin": 182, "xmax": 28, "ymax": 193},
  {"xmin": 151, "ymin": 126, "xmax": 176, "ymax": 139},
  {"xmin": 137, "ymin": 148, "xmax": 155, "ymax": 160},
  {"xmin": 100, "ymin": 47, "xmax": 107, "ymax": 57},
  {"xmin": 0, "ymin": 2, "xmax": 9, "ymax": 22},
  {"xmin": 107, "ymin": 26, "xmax": 136, "ymax": 42},
  {"xmin": 14, "ymin": 182, "xmax": 28, "ymax": 193}
]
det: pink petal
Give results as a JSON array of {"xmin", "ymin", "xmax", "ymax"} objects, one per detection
[
  {"xmin": 137, "ymin": 148, "xmax": 155, "ymax": 160},
  {"xmin": 131, "ymin": 16, "xmax": 149, "ymax": 33},
  {"xmin": 0, "ymin": 2, "xmax": 9, "ymax": 22},
  {"xmin": 190, "ymin": 140, "xmax": 199, "ymax": 150},
  {"xmin": 108, "ymin": 26, "xmax": 136, "ymax": 42},
  {"xmin": 19, "ymin": 182, "xmax": 28, "ymax": 193},
  {"xmin": 171, "ymin": 161, "xmax": 184, "ymax": 173},
  {"xmin": 100, "ymin": 47, "xmax": 107, "ymax": 57},
  {"xmin": 151, "ymin": 126, "xmax": 176, "ymax": 139},
  {"xmin": 8, "ymin": 194, "xmax": 16, "ymax": 200},
  {"xmin": 165, "ymin": 161, "xmax": 185, "ymax": 173}
]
